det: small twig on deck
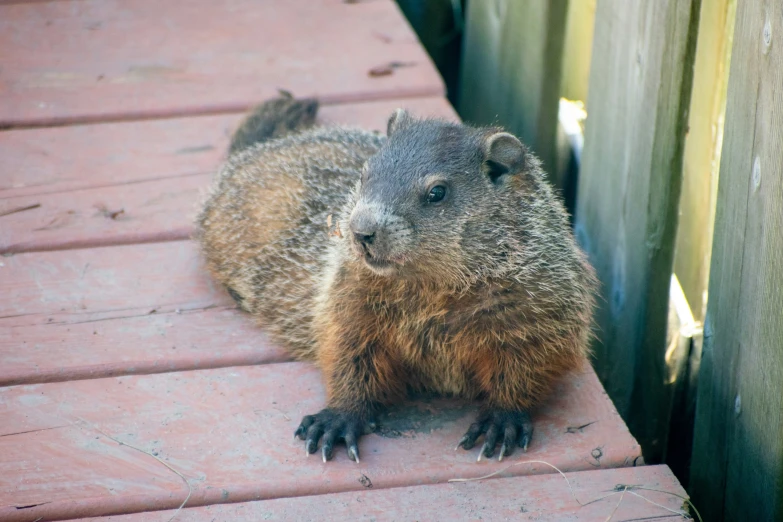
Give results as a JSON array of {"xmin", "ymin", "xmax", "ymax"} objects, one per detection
[
  {"xmin": 0, "ymin": 203, "xmax": 40, "ymax": 218},
  {"xmin": 74, "ymin": 417, "xmax": 193, "ymax": 521}
]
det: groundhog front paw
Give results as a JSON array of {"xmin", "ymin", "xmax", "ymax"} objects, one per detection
[
  {"xmin": 294, "ymin": 408, "xmax": 375, "ymax": 463},
  {"xmin": 455, "ymin": 409, "xmax": 534, "ymax": 462}
]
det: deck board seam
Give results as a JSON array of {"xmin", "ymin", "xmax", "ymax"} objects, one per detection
[
  {"xmin": 0, "ymin": 170, "xmax": 215, "ymax": 201},
  {"xmin": 0, "ymin": 87, "xmax": 446, "ymax": 131}
]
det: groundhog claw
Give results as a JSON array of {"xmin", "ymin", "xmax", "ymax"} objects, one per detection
[
  {"xmin": 295, "ymin": 408, "xmax": 369, "ymax": 463},
  {"xmin": 456, "ymin": 409, "xmax": 533, "ymax": 462}
]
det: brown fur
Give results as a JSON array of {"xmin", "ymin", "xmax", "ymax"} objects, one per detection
[{"xmin": 196, "ymin": 95, "xmax": 597, "ymax": 458}]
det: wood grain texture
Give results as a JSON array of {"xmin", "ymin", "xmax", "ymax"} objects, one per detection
[
  {"xmin": 0, "ymin": 307, "xmax": 288, "ymax": 387},
  {"xmin": 574, "ymin": 0, "xmax": 700, "ymax": 462},
  {"xmin": 0, "ymin": 363, "xmax": 640, "ymax": 521},
  {"xmin": 0, "ymin": 97, "xmax": 458, "ymax": 254},
  {"xmin": 0, "ymin": 97, "xmax": 458, "ymax": 200},
  {"xmin": 0, "ymin": 240, "xmax": 270, "ymax": 380},
  {"xmin": 73, "ymin": 465, "xmax": 688, "ymax": 521},
  {"xmin": 1, "ymin": 241, "xmax": 222, "ymax": 325},
  {"xmin": 0, "ymin": 114, "xmax": 231, "ymax": 201},
  {"xmin": 690, "ymin": 0, "xmax": 783, "ymax": 519},
  {"xmin": 0, "ymin": 241, "xmax": 289, "ymax": 386},
  {"xmin": 665, "ymin": 0, "xmax": 736, "ymax": 487},
  {"xmin": 1, "ymin": 301, "xmax": 288, "ymax": 387},
  {"xmin": 0, "ymin": 173, "xmax": 205, "ymax": 254},
  {"xmin": 0, "ymin": 240, "xmax": 291, "ymax": 382},
  {"xmin": 0, "ymin": 0, "xmax": 444, "ymax": 127},
  {"xmin": 458, "ymin": 0, "xmax": 568, "ymax": 181}
]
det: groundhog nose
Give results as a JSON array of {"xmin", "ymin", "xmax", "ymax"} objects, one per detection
[
  {"xmin": 349, "ymin": 213, "xmax": 377, "ymax": 248},
  {"xmin": 351, "ymin": 226, "xmax": 376, "ymax": 247},
  {"xmin": 354, "ymin": 231, "xmax": 375, "ymax": 247}
]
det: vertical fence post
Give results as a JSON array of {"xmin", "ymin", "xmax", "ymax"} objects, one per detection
[
  {"xmin": 458, "ymin": 0, "xmax": 569, "ymax": 185},
  {"xmin": 689, "ymin": 0, "xmax": 783, "ymax": 519},
  {"xmin": 664, "ymin": 0, "xmax": 736, "ymax": 486},
  {"xmin": 573, "ymin": 0, "xmax": 700, "ymax": 462}
]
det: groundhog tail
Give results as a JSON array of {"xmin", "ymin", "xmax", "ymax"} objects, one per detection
[{"xmin": 228, "ymin": 90, "xmax": 319, "ymax": 154}]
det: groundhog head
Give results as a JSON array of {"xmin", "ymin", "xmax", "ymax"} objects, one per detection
[{"xmin": 346, "ymin": 109, "xmax": 531, "ymax": 284}]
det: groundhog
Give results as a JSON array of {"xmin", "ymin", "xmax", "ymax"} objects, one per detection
[{"xmin": 196, "ymin": 94, "xmax": 597, "ymax": 463}]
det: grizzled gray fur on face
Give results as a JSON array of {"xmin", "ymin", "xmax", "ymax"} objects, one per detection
[{"xmin": 347, "ymin": 108, "xmax": 532, "ymax": 284}]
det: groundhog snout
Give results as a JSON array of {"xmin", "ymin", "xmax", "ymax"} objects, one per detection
[
  {"xmin": 348, "ymin": 204, "xmax": 412, "ymax": 264},
  {"xmin": 349, "ymin": 211, "xmax": 377, "ymax": 249}
]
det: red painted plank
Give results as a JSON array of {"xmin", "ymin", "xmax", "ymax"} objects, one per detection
[
  {"xmin": 0, "ymin": 97, "xmax": 457, "ymax": 200},
  {"xmin": 0, "ymin": 97, "xmax": 458, "ymax": 254},
  {"xmin": 0, "ymin": 0, "xmax": 444, "ymax": 127},
  {"xmin": 0, "ymin": 241, "xmax": 291, "ymax": 386},
  {"xmin": 0, "ymin": 307, "xmax": 287, "ymax": 387},
  {"xmin": 0, "ymin": 363, "xmax": 641, "ymax": 521},
  {"xmin": 1, "ymin": 241, "xmax": 220, "ymax": 325},
  {"xmin": 0, "ymin": 173, "xmax": 206, "ymax": 254},
  {"xmin": 0, "ymin": 115, "xmax": 228, "ymax": 200},
  {"xmin": 73, "ymin": 465, "xmax": 688, "ymax": 521}
]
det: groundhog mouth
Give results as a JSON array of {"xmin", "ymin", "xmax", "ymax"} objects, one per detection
[
  {"xmin": 351, "ymin": 237, "xmax": 407, "ymax": 274},
  {"xmin": 364, "ymin": 254, "xmax": 391, "ymax": 267},
  {"xmin": 360, "ymin": 251, "xmax": 405, "ymax": 275},
  {"xmin": 363, "ymin": 252, "xmax": 393, "ymax": 268}
]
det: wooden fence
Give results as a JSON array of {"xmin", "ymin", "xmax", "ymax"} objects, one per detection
[
  {"xmin": 457, "ymin": 0, "xmax": 782, "ymax": 518},
  {"xmin": 689, "ymin": 0, "xmax": 783, "ymax": 519}
]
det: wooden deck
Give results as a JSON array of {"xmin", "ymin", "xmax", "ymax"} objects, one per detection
[{"xmin": 0, "ymin": 1, "xmax": 689, "ymax": 520}]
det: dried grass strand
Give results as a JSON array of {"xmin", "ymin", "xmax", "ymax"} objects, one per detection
[
  {"xmin": 449, "ymin": 460, "xmax": 699, "ymax": 520},
  {"xmin": 74, "ymin": 417, "xmax": 192, "ymax": 521}
]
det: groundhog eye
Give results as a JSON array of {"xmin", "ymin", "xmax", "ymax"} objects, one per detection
[{"xmin": 427, "ymin": 185, "xmax": 447, "ymax": 204}]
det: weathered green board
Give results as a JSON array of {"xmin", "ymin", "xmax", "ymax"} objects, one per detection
[
  {"xmin": 573, "ymin": 0, "xmax": 700, "ymax": 462},
  {"xmin": 459, "ymin": 0, "xmax": 568, "ymax": 183},
  {"xmin": 665, "ymin": 0, "xmax": 736, "ymax": 486},
  {"xmin": 690, "ymin": 0, "xmax": 783, "ymax": 519}
]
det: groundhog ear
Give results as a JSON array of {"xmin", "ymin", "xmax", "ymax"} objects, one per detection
[
  {"xmin": 387, "ymin": 108, "xmax": 412, "ymax": 137},
  {"xmin": 482, "ymin": 132, "xmax": 526, "ymax": 184}
]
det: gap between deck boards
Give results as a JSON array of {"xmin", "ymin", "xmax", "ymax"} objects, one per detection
[{"xmin": 0, "ymin": 87, "xmax": 444, "ymax": 131}]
